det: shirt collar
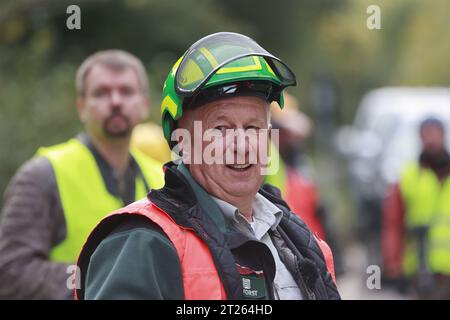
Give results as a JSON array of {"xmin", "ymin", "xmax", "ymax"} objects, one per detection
[{"xmin": 211, "ymin": 192, "xmax": 283, "ymax": 236}]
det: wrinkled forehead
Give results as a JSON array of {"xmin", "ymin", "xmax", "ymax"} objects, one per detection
[
  {"xmin": 195, "ymin": 96, "xmax": 270, "ymax": 120},
  {"xmin": 84, "ymin": 64, "xmax": 141, "ymax": 90}
]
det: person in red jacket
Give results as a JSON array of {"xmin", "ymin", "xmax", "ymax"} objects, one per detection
[
  {"xmin": 269, "ymin": 92, "xmax": 343, "ymax": 275},
  {"xmin": 382, "ymin": 117, "xmax": 450, "ymax": 299},
  {"xmin": 269, "ymin": 93, "xmax": 325, "ymax": 237}
]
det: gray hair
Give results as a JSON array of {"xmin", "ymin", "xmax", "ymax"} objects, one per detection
[{"xmin": 75, "ymin": 50, "xmax": 149, "ymax": 96}]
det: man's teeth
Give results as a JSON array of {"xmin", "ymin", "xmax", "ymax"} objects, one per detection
[{"xmin": 229, "ymin": 164, "xmax": 251, "ymax": 169}]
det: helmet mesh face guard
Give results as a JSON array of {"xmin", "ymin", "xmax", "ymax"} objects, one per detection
[
  {"xmin": 161, "ymin": 32, "xmax": 297, "ymax": 143},
  {"xmin": 175, "ymin": 32, "xmax": 296, "ymax": 96}
]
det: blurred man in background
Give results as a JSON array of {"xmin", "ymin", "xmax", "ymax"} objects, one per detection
[
  {"xmin": 382, "ymin": 117, "xmax": 450, "ymax": 299},
  {"xmin": 267, "ymin": 93, "xmax": 323, "ymax": 236},
  {"xmin": 267, "ymin": 92, "xmax": 344, "ymax": 276},
  {"xmin": 0, "ymin": 50, "xmax": 164, "ymax": 299}
]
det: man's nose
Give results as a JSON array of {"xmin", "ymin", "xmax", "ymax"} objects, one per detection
[
  {"xmin": 236, "ymin": 132, "xmax": 247, "ymax": 152},
  {"xmin": 110, "ymin": 90, "xmax": 123, "ymax": 108},
  {"xmin": 232, "ymin": 130, "xmax": 250, "ymax": 157}
]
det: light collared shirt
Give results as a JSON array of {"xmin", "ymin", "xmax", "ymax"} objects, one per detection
[{"xmin": 211, "ymin": 193, "xmax": 303, "ymax": 300}]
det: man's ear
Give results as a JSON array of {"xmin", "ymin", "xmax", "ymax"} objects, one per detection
[{"xmin": 76, "ymin": 96, "xmax": 87, "ymax": 123}]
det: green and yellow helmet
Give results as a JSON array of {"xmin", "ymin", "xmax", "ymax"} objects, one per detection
[{"xmin": 161, "ymin": 32, "xmax": 297, "ymax": 144}]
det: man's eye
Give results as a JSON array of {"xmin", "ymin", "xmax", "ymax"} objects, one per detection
[
  {"xmin": 246, "ymin": 126, "xmax": 260, "ymax": 132},
  {"xmin": 93, "ymin": 88, "xmax": 108, "ymax": 98},
  {"xmin": 121, "ymin": 87, "xmax": 136, "ymax": 96},
  {"xmin": 215, "ymin": 126, "xmax": 227, "ymax": 133}
]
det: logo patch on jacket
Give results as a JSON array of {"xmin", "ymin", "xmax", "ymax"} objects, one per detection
[{"xmin": 237, "ymin": 264, "xmax": 267, "ymax": 299}]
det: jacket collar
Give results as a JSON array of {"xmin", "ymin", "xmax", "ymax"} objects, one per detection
[
  {"xmin": 176, "ymin": 163, "xmax": 230, "ymax": 233},
  {"xmin": 147, "ymin": 162, "xmax": 284, "ymax": 300},
  {"xmin": 149, "ymin": 162, "xmax": 290, "ymax": 231}
]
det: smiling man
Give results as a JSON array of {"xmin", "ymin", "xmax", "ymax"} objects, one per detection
[
  {"xmin": 76, "ymin": 33, "xmax": 340, "ymax": 300},
  {"xmin": 0, "ymin": 50, "xmax": 164, "ymax": 299}
]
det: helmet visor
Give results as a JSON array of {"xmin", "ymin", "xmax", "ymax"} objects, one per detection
[{"xmin": 175, "ymin": 32, "xmax": 296, "ymax": 96}]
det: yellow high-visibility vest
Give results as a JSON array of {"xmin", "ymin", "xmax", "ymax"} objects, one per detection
[
  {"xmin": 399, "ymin": 162, "xmax": 450, "ymax": 276},
  {"xmin": 37, "ymin": 138, "xmax": 164, "ymax": 263},
  {"xmin": 263, "ymin": 142, "xmax": 287, "ymax": 195}
]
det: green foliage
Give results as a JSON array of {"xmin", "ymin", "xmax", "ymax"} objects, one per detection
[{"xmin": 1, "ymin": 0, "xmax": 449, "ymax": 204}]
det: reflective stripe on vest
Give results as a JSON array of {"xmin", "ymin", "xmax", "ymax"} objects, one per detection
[
  {"xmin": 104, "ymin": 199, "xmax": 227, "ymax": 300},
  {"xmin": 399, "ymin": 162, "xmax": 450, "ymax": 276},
  {"xmin": 37, "ymin": 138, "xmax": 164, "ymax": 263}
]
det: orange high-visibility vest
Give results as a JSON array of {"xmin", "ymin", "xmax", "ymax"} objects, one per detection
[
  {"xmin": 77, "ymin": 198, "xmax": 227, "ymax": 300},
  {"xmin": 76, "ymin": 198, "xmax": 337, "ymax": 299}
]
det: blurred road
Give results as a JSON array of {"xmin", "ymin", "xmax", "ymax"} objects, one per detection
[{"xmin": 336, "ymin": 244, "xmax": 411, "ymax": 300}]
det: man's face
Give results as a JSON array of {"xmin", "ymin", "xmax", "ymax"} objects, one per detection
[
  {"xmin": 180, "ymin": 96, "xmax": 270, "ymax": 204},
  {"xmin": 421, "ymin": 124, "xmax": 445, "ymax": 154},
  {"xmin": 77, "ymin": 64, "xmax": 149, "ymax": 139}
]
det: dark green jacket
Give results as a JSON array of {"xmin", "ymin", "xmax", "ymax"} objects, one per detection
[{"xmin": 78, "ymin": 163, "xmax": 340, "ymax": 300}]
